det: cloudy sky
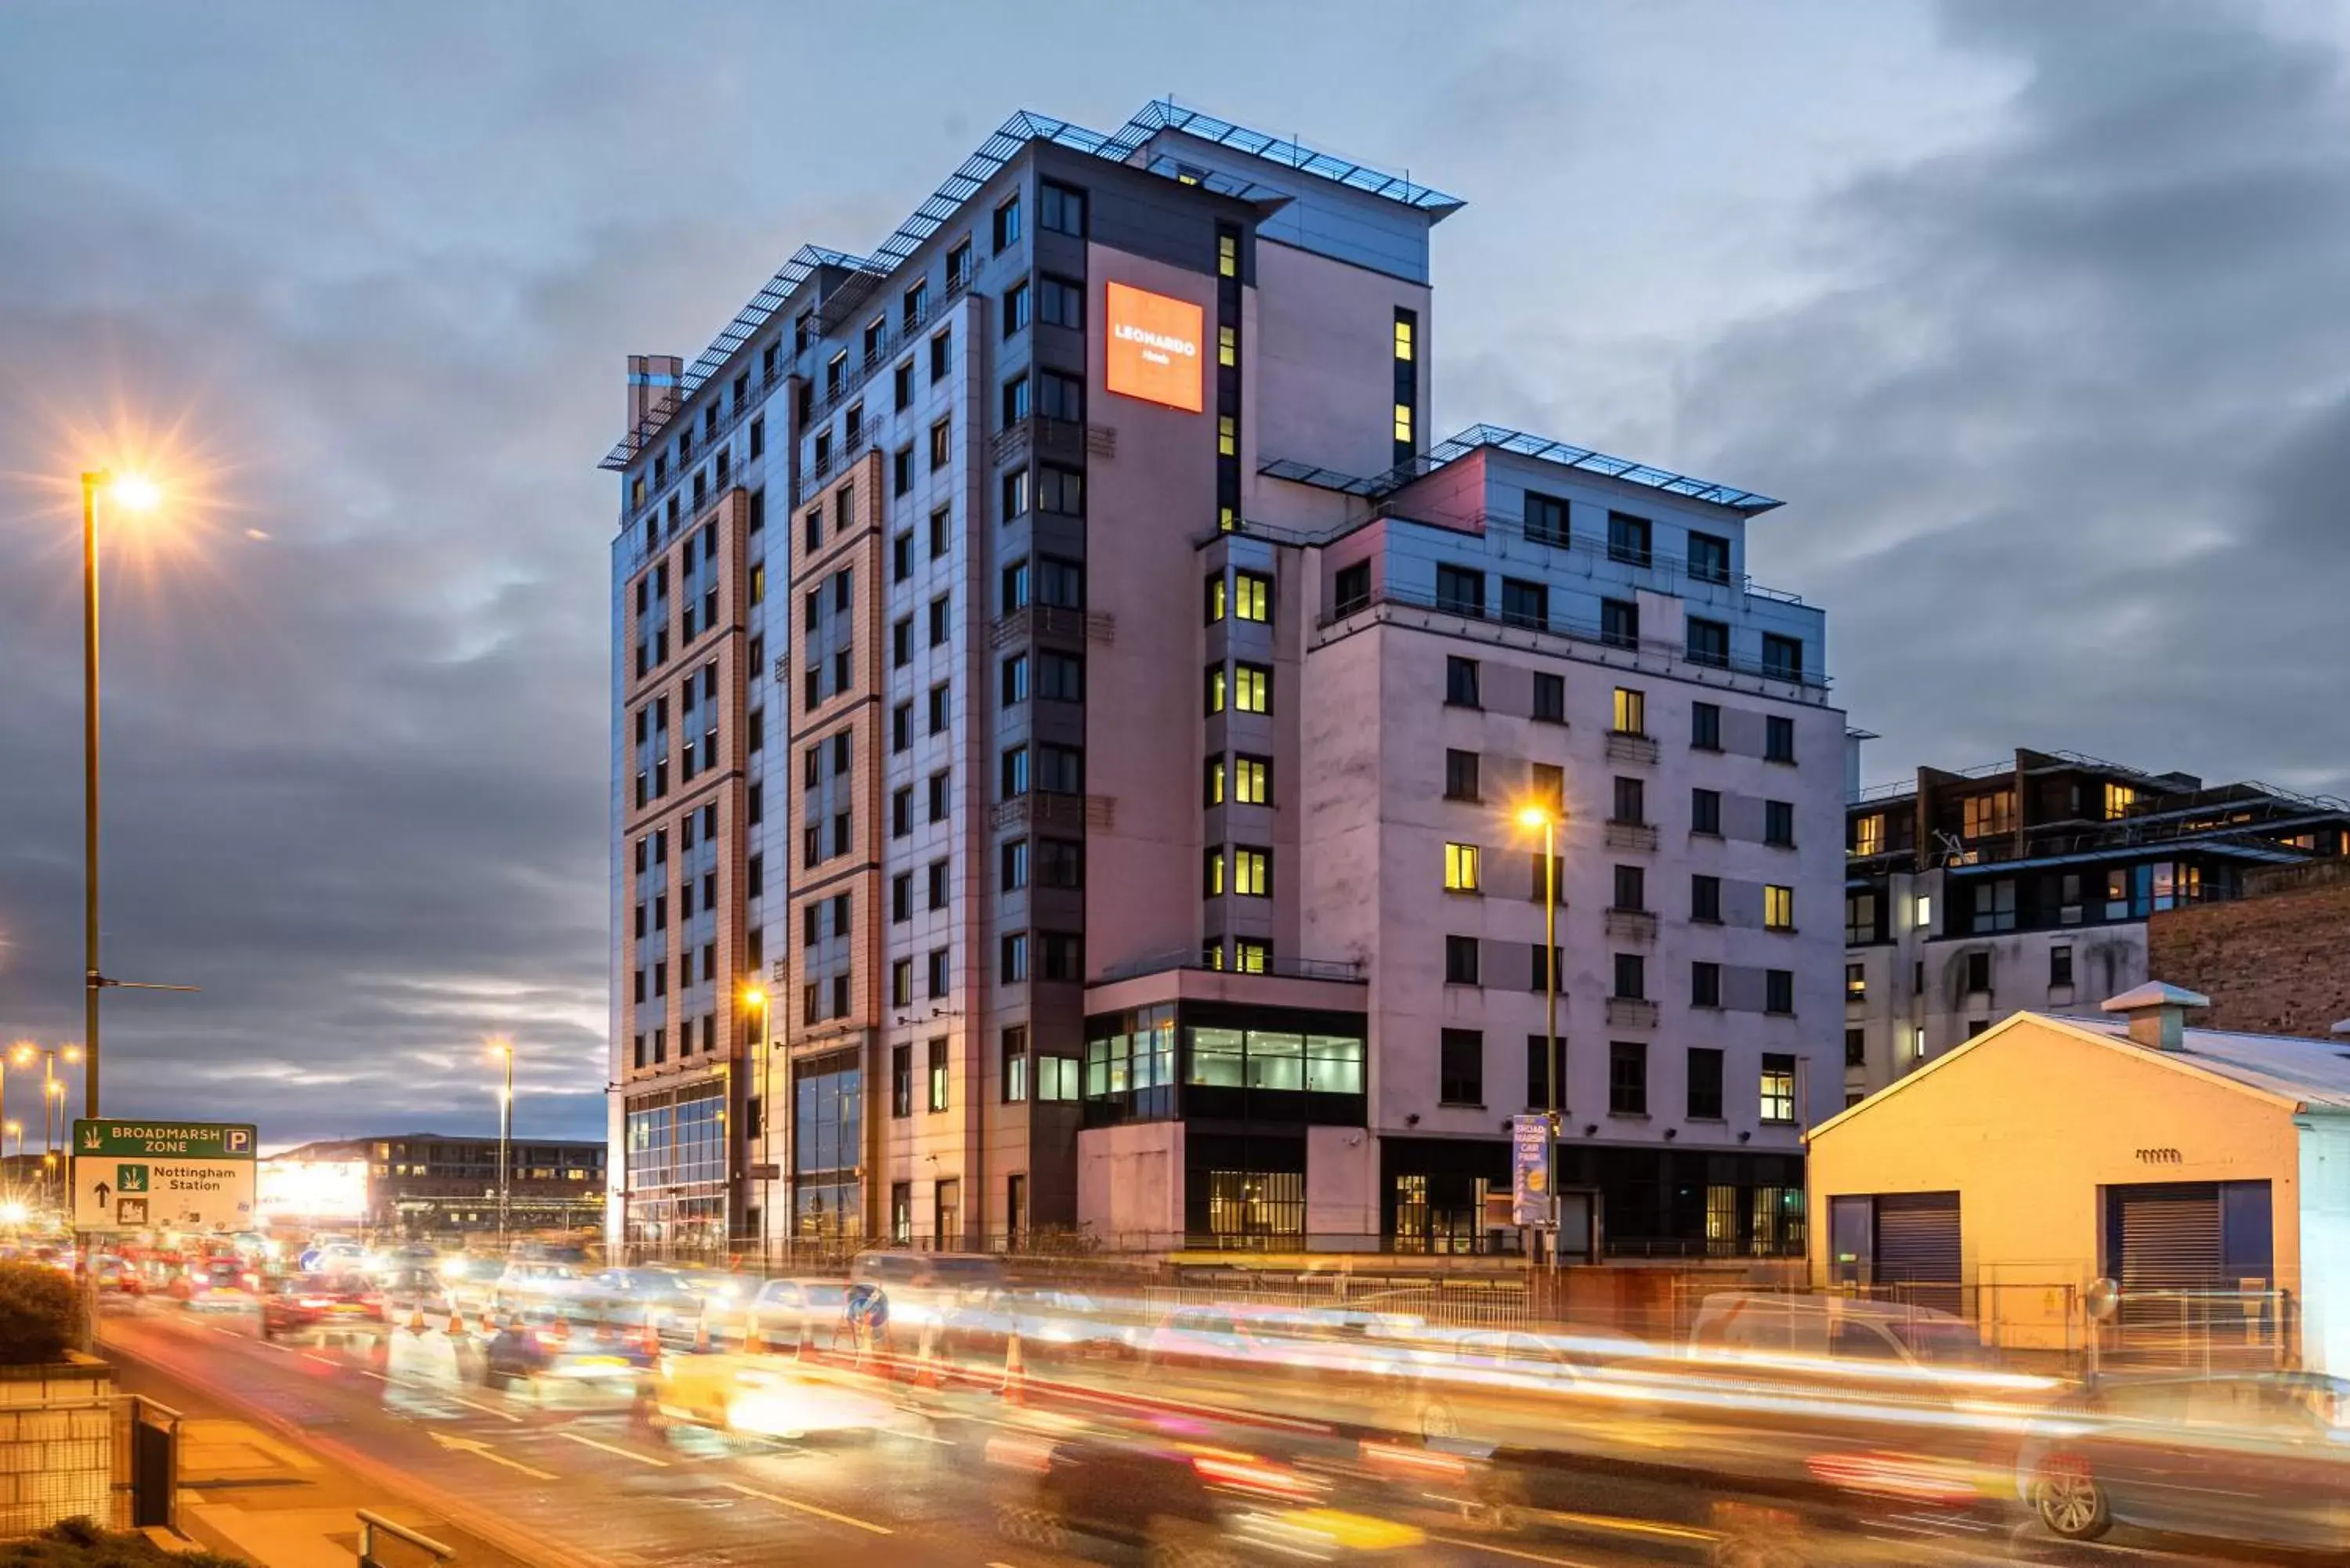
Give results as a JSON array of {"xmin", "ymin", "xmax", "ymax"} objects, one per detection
[{"xmin": 2, "ymin": 0, "xmax": 2345, "ymax": 1143}]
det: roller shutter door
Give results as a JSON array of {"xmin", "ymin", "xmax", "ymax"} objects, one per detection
[
  {"xmin": 2114, "ymin": 1183, "xmax": 2222, "ymax": 1290},
  {"xmin": 1873, "ymin": 1190, "xmax": 1961, "ymax": 1313}
]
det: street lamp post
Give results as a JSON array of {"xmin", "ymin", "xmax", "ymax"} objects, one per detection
[
  {"xmin": 740, "ymin": 987, "xmax": 768, "ymax": 1265},
  {"xmin": 490, "ymin": 1039, "xmax": 514, "ymax": 1248},
  {"xmin": 1517, "ymin": 804, "xmax": 1564, "ymax": 1273},
  {"xmin": 78, "ymin": 471, "xmax": 154, "ymax": 1123}
]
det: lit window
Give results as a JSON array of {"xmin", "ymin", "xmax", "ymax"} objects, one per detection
[
  {"xmin": 1205, "ymin": 665, "xmax": 1227, "ymax": 714},
  {"xmin": 1203, "ymin": 757, "xmax": 1224, "ymax": 806},
  {"xmin": 1394, "ymin": 316, "xmax": 1415, "ymax": 362},
  {"xmin": 1914, "ymin": 894, "xmax": 1933, "ymax": 931},
  {"xmin": 1393, "ymin": 403, "xmax": 1412, "ymax": 444},
  {"xmin": 1202, "ymin": 847, "xmax": 1224, "ymax": 898},
  {"xmin": 1232, "ymin": 755, "xmax": 1269, "ymax": 804},
  {"xmin": 1444, "ymin": 842, "xmax": 1480, "ymax": 893},
  {"xmin": 1233, "ymin": 664, "xmax": 1270, "ymax": 714},
  {"xmin": 1765, "ymin": 884, "xmax": 1796, "ymax": 931},
  {"xmin": 1205, "ymin": 575, "xmax": 1227, "ymax": 623},
  {"xmin": 1233, "ymin": 572, "xmax": 1271, "ymax": 622},
  {"xmin": 1853, "ymin": 813, "xmax": 1885, "ymax": 856},
  {"xmin": 1759, "ymin": 1054, "xmax": 1796, "ymax": 1124},
  {"xmin": 1217, "ymin": 232, "xmax": 1238, "ymax": 277},
  {"xmin": 2103, "ymin": 782, "xmax": 2137, "ymax": 821},
  {"xmin": 1963, "ymin": 790, "xmax": 2016, "ymax": 839},
  {"xmin": 1612, "ymin": 686, "xmax": 1645, "ymax": 735},
  {"xmin": 1234, "ymin": 847, "xmax": 1270, "ymax": 898},
  {"xmin": 1218, "ymin": 416, "xmax": 1237, "ymax": 457},
  {"xmin": 1234, "ymin": 938, "xmax": 1270, "ymax": 974},
  {"xmin": 1218, "ymin": 326, "xmax": 1237, "ymax": 368}
]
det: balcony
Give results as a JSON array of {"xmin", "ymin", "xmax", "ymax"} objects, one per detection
[
  {"xmin": 990, "ymin": 605, "xmax": 1116, "ymax": 649},
  {"xmin": 1605, "ymin": 909, "xmax": 1658, "ymax": 944},
  {"xmin": 771, "ymin": 654, "xmax": 790, "ymax": 687},
  {"xmin": 991, "ymin": 792, "xmax": 1115, "ymax": 832},
  {"xmin": 1605, "ymin": 732, "xmax": 1661, "ymax": 765},
  {"xmin": 1605, "ymin": 820, "xmax": 1660, "ymax": 851},
  {"xmin": 1606, "ymin": 997, "xmax": 1660, "ymax": 1029},
  {"xmin": 1097, "ymin": 951, "xmax": 1367, "ymax": 985},
  {"xmin": 989, "ymin": 417, "xmax": 1098, "ymax": 469}
]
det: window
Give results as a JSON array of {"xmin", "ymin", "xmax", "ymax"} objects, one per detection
[
  {"xmin": 1686, "ymin": 618, "xmax": 1729, "ymax": 668},
  {"xmin": 1037, "ymin": 837, "xmax": 1082, "ymax": 889},
  {"xmin": 1202, "ymin": 847, "xmax": 1226, "ymax": 898},
  {"xmin": 999, "ymin": 280, "xmax": 1032, "ymax": 338},
  {"xmin": 2050, "ymin": 945, "xmax": 2074, "ymax": 988},
  {"xmin": 1612, "ymin": 687, "xmax": 1645, "ymax": 735},
  {"xmin": 1036, "ymin": 464, "xmax": 1083, "ymax": 515},
  {"xmin": 1691, "ymin": 873, "xmax": 1723, "ymax": 924},
  {"xmin": 1039, "ymin": 274, "xmax": 1082, "ymax": 329},
  {"xmin": 979, "ymin": 1031, "xmax": 1023, "ymax": 1114},
  {"xmin": 1846, "ymin": 963, "xmax": 1867, "ymax": 1001},
  {"xmin": 1962, "ymin": 789, "xmax": 2016, "ymax": 839},
  {"xmin": 1691, "ymin": 787, "xmax": 1722, "ymax": 836},
  {"xmin": 1692, "ymin": 961, "xmax": 1722, "ymax": 1009},
  {"xmin": 1333, "ymin": 562, "xmax": 1370, "ymax": 615},
  {"xmin": 1532, "ymin": 671, "xmax": 1565, "ymax": 724},
  {"xmin": 892, "ymin": 616, "xmax": 913, "ymax": 669},
  {"xmin": 1766, "ymin": 715, "xmax": 1797, "ymax": 764},
  {"xmin": 747, "ymin": 853, "xmax": 765, "ymax": 898},
  {"xmin": 1444, "ymin": 749, "xmax": 1480, "ymax": 802},
  {"xmin": 1690, "ymin": 702, "xmax": 1723, "ymax": 753},
  {"xmin": 1764, "ymin": 885, "xmax": 1795, "ymax": 931},
  {"xmin": 1609, "ymin": 1042, "xmax": 1647, "ymax": 1116},
  {"xmin": 998, "ymin": 837, "xmax": 1029, "ymax": 893},
  {"xmin": 1217, "ymin": 229, "xmax": 1238, "ymax": 277},
  {"xmin": 891, "ymin": 786, "xmax": 912, "ymax": 839},
  {"xmin": 1232, "ymin": 571, "xmax": 1271, "ymax": 622},
  {"xmin": 1852, "ymin": 813, "xmax": 1884, "ymax": 856},
  {"xmin": 891, "ymin": 959, "xmax": 914, "ymax": 1008},
  {"xmin": 1037, "ymin": 370, "xmax": 1083, "ymax": 424},
  {"xmin": 1607, "ymin": 511, "xmax": 1651, "ymax": 567},
  {"xmin": 2103, "ymin": 782, "xmax": 2138, "ymax": 820},
  {"xmin": 1231, "ymin": 754, "xmax": 1269, "ymax": 804},
  {"xmin": 1759, "ymin": 1054, "xmax": 1796, "ymax": 1123},
  {"xmin": 1217, "ymin": 414, "xmax": 1237, "ymax": 457},
  {"xmin": 999, "ymin": 652, "xmax": 1029, "ymax": 708},
  {"xmin": 1531, "ymin": 943, "xmax": 1562, "ymax": 995},
  {"xmin": 893, "ymin": 445, "xmax": 913, "ymax": 497},
  {"xmin": 1001, "ymin": 374, "xmax": 1030, "ymax": 425},
  {"xmin": 1218, "ymin": 325, "xmax": 1237, "ymax": 367},
  {"xmin": 892, "ymin": 872, "xmax": 912, "ymax": 923},
  {"xmin": 1393, "ymin": 312, "xmax": 1415, "ymax": 363},
  {"xmin": 1039, "ymin": 179, "xmax": 1086, "ymax": 236},
  {"xmin": 1761, "ymin": 634, "xmax": 1804, "ymax": 682},
  {"xmin": 1524, "ymin": 490, "xmax": 1570, "ymax": 547},
  {"xmin": 1393, "ymin": 402, "xmax": 1413, "ymax": 446},
  {"xmin": 891, "ymin": 702, "xmax": 913, "ymax": 753},
  {"xmin": 1973, "ymin": 880, "xmax": 2017, "ymax": 934},
  {"xmin": 1000, "ymin": 746, "xmax": 1029, "ymax": 798},
  {"xmin": 1612, "ymin": 863, "xmax": 1646, "ymax": 912},
  {"xmin": 1845, "ymin": 891, "xmax": 1877, "ymax": 944},
  {"xmin": 1612, "ymin": 775, "xmax": 1647, "ymax": 826},
  {"xmin": 1233, "ymin": 847, "xmax": 1270, "ymax": 898},
  {"xmin": 1444, "ymin": 935, "xmax": 1480, "ymax": 987},
  {"xmin": 1001, "ymin": 932, "xmax": 1029, "ymax": 982},
  {"xmin": 1038, "ymin": 556, "xmax": 1083, "ymax": 607},
  {"xmin": 1036, "ymin": 743, "xmax": 1082, "ymax": 794},
  {"xmin": 930, "ymin": 325, "xmax": 952, "ymax": 383},
  {"xmin": 1846, "ymin": 1030, "xmax": 1866, "ymax": 1068},
  {"xmin": 1765, "ymin": 969, "xmax": 1795, "ymax": 1014},
  {"xmin": 992, "ymin": 194, "xmax": 1021, "ymax": 251},
  {"xmin": 1613, "ymin": 952, "xmax": 1646, "ymax": 1000},
  {"xmin": 928, "ymin": 946, "xmax": 951, "ymax": 999},
  {"xmin": 1499, "ymin": 576, "xmax": 1547, "ymax": 630},
  {"xmin": 1687, "ymin": 532, "xmax": 1730, "ymax": 585},
  {"xmin": 1435, "ymin": 564, "xmax": 1484, "ymax": 616},
  {"xmin": 1687, "ymin": 1048, "xmax": 1724, "ymax": 1118},
  {"xmin": 927, "ymin": 1038, "xmax": 949, "ymax": 1113},
  {"xmin": 1232, "ymin": 663, "xmax": 1271, "ymax": 714},
  {"xmin": 1438, "ymin": 1030, "xmax": 1483, "ymax": 1106},
  {"xmin": 1529, "ymin": 849, "xmax": 1564, "ymax": 905},
  {"xmin": 1001, "ymin": 558, "xmax": 1029, "ymax": 611},
  {"xmin": 1039, "ymin": 931, "xmax": 1082, "ymax": 981},
  {"xmin": 1000, "ymin": 468, "xmax": 1030, "ymax": 520},
  {"xmin": 891, "ymin": 1046, "xmax": 913, "ymax": 1118},
  {"xmin": 1444, "ymin": 842, "xmax": 1480, "ymax": 893},
  {"xmin": 1914, "ymin": 894, "xmax": 1933, "ymax": 932},
  {"xmin": 928, "ymin": 769, "xmax": 950, "ymax": 822},
  {"xmin": 1764, "ymin": 800, "xmax": 1795, "ymax": 847},
  {"xmin": 1445, "ymin": 656, "xmax": 1480, "ymax": 708}
]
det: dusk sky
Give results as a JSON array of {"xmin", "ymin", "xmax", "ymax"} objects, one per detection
[{"xmin": 3, "ymin": 0, "xmax": 2346, "ymax": 1145}]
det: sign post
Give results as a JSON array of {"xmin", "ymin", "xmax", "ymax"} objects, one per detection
[{"xmin": 72, "ymin": 1121, "xmax": 258, "ymax": 1234}]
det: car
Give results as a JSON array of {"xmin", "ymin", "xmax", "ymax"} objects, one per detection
[
  {"xmin": 173, "ymin": 1257, "xmax": 260, "ymax": 1312},
  {"xmin": 92, "ymin": 1255, "xmax": 146, "ymax": 1295},
  {"xmin": 2016, "ymin": 1371, "xmax": 2350, "ymax": 1552},
  {"xmin": 481, "ymin": 1313, "xmax": 652, "ymax": 1389},
  {"xmin": 488, "ymin": 1259, "xmax": 584, "ymax": 1313},
  {"xmin": 1690, "ymin": 1291, "xmax": 2012, "ymax": 1375},
  {"xmin": 259, "ymin": 1274, "xmax": 385, "ymax": 1339},
  {"xmin": 991, "ymin": 1433, "xmax": 1426, "ymax": 1565},
  {"xmin": 849, "ymin": 1250, "xmax": 1005, "ymax": 1326},
  {"xmin": 638, "ymin": 1353, "xmax": 900, "ymax": 1440},
  {"xmin": 746, "ymin": 1277, "xmax": 851, "ymax": 1353}
]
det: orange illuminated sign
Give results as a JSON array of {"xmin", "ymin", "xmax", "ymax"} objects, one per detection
[{"xmin": 1104, "ymin": 281, "xmax": 1205, "ymax": 413}]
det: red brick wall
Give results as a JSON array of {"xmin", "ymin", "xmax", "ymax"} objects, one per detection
[{"xmin": 2148, "ymin": 862, "xmax": 2350, "ymax": 1038}]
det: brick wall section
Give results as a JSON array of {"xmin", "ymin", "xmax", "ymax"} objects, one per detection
[
  {"xmin": 2148, "ymin": 860, "xmax": 2350, "ymax": 1038},
  {"xmin": 0, "ymin": 1360, "xmax": 110, "ymax": 1534}
]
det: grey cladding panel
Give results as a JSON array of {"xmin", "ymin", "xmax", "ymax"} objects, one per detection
[
  {"xmin": 1722, "ymin": 964, "xmax": 1769, "ymax": 1013},
  {"xmin": 1721, "ymin": 706, "xmax": 1769, "ymax": 759},
  {"xmin": 1723, "ymin": 880, "xmax": 1767, "ymax": 930}
]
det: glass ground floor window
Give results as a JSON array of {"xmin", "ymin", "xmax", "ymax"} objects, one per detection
[
  {"xmin": 625, "ymin": 1082, "xmax": 725, "ymax": 1190},
  {"xmin": 1204, "ymin": 1169, "xmax": 1303, "ymax": 1241},
  {"xmin": 794, "ymin": 1049, "xmax": 862, "ymax": 1238}
]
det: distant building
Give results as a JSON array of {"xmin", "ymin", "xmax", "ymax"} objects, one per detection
[
  {"xmin": 2149, "ymin": 858, "xmax": 2350, "ymax": 1039},
  {"xmin": 266, "ymin": 1133, "xmax": 604, "ymax": 1237},
  {"xmin": 1843, "ymin": 749, "xmax": 2349, "ymax": 1099}
]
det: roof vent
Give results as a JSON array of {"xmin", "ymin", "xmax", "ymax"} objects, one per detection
[{"xmin": 2101, "ymin": 981, "xmax": 2210, "ymax": 1052}]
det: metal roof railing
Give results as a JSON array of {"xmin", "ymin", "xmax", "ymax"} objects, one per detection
[{"xmin": 1264, "ymin": 425, "xmax": 1781, "ymax": 515}]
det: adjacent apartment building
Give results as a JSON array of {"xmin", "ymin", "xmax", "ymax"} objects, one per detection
[
  {"xmin": 1842, "ymin": 748, "xmax": 2350, "ymax": 1100},
  {"xmin": 606, "ymin": 101, "xmax": 1846, "ymax": 1261}
]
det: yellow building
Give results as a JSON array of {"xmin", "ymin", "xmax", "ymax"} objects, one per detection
[{"xmin": 1806, "ymin": 984, "xmax": 2350, "ymax": 1372}]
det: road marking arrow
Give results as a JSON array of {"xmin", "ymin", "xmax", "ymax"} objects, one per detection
[{"xmin": 428, "ymin": 1429, "xmax": 558, "ymax": 1480}]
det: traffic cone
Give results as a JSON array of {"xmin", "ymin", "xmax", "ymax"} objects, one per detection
[
  {"xmin": 692, "ymin": 1312, "xmax": 711, "ymax": 1353},
  {"xmin": 407, "ymin": 1304, "xmax": 428, "ymax": 1336},
  {"xmin": 640, "ymin": 1310, "xmax": 661, "ymax": 1359},
  {"xmin": 998, "ymin": 1327, "xmax": 1027, "ymax": 1407},
  {"xmin": 479, "ymin": 1306, "xmax": 500, "ymax": 1335},
  {"xmin": 912, "ymin": 1320, "xmax": 942, "ymax": 1389},
  {"xmin": 446, "ymin": 1309, "xmax": 465, "ymax": 1338}
]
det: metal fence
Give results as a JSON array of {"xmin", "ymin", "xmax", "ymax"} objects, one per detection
[{"xmin": 359, "ymin": 1510, "xmax": 456, "ymax": 1567}]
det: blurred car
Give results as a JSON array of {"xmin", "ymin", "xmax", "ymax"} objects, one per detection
[
  {"xmin": 259, "ymin": 1273, "xmax": 385, "ymax": 1339},
  {"xmin": 488, "ymin": 1258, "xmax": 585, "ymax": 1313},
  {"xmin": 991, "ymin": 1434, "xmax": 1426, "ymax": 1565},
  {"xmin": 92, "ymin": 1255, "xmax": 146, "ymax": 1295},
  {"xmin": 482, "ymin": 1314, "xmax": 651, "ymax": 1389},
  {"xmin": 360, "ymin": 1242, "xmax": 438, "ymax": 1278},
  {"xmin": 171, "ymin": 1257, "xmax": 260, "ymax": 1312},
  {"xmin": 2016, "ymin": 1371, "xmax": 2350, "ymax": 1552},
  {"xmin": 640, "ymin": 1353, "xmax": 899, "ymax": 1440},
  {"xmin": 942, "ymin": 1288, "xmax": 1138, "ymax": 1364},
  {"xmin": 849, "ymin": 1250, "xmax": 1004, "ymax": 1326},
  {"xmin": 747, "ymin": 1277, "xmax": 850, "ymax": 1352}
]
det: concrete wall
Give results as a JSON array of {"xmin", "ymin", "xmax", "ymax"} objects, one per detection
[
  {"xmin": 2149, "ymin": 862, "xmax": 2350, "ymax": 1039},
  {"xmin": 1807, "ymin": 1014, "xmax": 2303, "ymax": 1350},
  {"xmin": 1077, "ymin": 1121, "xmax": 1184, "ymax": 1250},
  {"xmin": 1253, "ymin": 238, "xmax": 1430, "ymax": 485},
  {"xmin": 0, "ymin": 1360, "xmax": 110, "ymax": 1536},
  {"xmin": 2298, "ymin": 1112, "xmax": 2350, "ymax": 1376}
]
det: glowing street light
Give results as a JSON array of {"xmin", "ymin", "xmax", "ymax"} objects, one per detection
[{"xmin": 1515, "ymin": 800, "xmax": 1565, "ymax": 1271}]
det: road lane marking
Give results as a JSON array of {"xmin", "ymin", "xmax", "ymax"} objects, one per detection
[
  {"xmin": 439, "ymin": 1393, "xmax": 524, "ymax": 1423},
  {"xmin": 559, "ymin": 1431, "xmax": 671, "ymax": 1467},
  {"xmin": 428, "ymin": 1429, "xmax": 559, "ymax": 1480},
  {"xmin": 721, "ymin": 1480, "xmax": 892, "ymax": 1535},
  {"xmin": 301, "ymin": 1353, "xmax": 337, "ymax": 1367}
]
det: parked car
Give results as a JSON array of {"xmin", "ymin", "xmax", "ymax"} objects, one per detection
[
  {"xmin": 1690, "ymin": 1292, "xmax": 2007, "ymax": 1373},
  {"xmin": 747, "ymin": 1277, "xmax": 851, "ymax": 1352},
  {"xmin": 259, "ymin": 1273, "xmax": 385, "ymax": 1339},
  {"xmin": 2016, "ymin": 1371, "xmax": 2350, "ymax": 1552},
  {"xmin": 849, "ymin": 1250, "xmax": 1004, "ymax": 1326}
]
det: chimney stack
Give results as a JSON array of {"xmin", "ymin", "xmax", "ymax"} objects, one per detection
[
  {"xmin": 627, "ymin": 354, "xmax": 684, "ymax": 445},
  {"xmin": 2100, "ymin": 981, "xmax": 2210, "ymax": 1052}
]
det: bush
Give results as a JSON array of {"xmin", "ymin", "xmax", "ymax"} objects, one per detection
[
  {"xmin": 0, "ymin": 1262, "xmax": 78, "ymax": 1366},
  {"xmin": 0, "ymin": 1517, "xmax": 244, "ymax": 1566}
]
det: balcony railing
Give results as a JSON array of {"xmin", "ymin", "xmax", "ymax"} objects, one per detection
[
  {"xmin": 1606, "ymin": 997, "xmax": 1660, "ymax": 1028},
  {"xmin": 1097, "ymin": 950, "xmax": 1368, "ymax": 985},
  {"xmin": 990, "ymin": 605, "xmax": 1116, "ymax": 649},
  {"xmin": 1606, "ymin": 732, "xmax": 1661, "ymax": 764},
  {"xmin": 990, "ymin": 792, "xmax": 1115, "ymax": 832},
  {"xmin": 1605, "ymin": 909, "xmax": 1658, "ymax": 944},
  {"xmin": 1605, "ymin": 820, "xmax": 1661, "ymax": 851}
]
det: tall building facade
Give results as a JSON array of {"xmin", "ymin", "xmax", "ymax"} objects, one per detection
[
  {"xmin": 1842, "ymin": 749, "xmax": 2350, "ymax": 1100},
  {"xmin": 606, "ymin": 102, "xmax": 1846, "ymax": 1259}
]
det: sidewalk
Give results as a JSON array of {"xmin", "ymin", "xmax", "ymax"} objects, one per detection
[{"xmin": 107, "ymin": 1350, "xmax": 534, "ymax": 1568}]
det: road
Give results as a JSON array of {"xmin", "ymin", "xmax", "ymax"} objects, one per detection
[{"xmin": 99, "ymin": 1299, "xmax": 2234, "ymax": 1568}]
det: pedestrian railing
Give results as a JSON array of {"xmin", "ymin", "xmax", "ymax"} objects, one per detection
[{"xmin": 358, "ymin": 1509, "xmax": 456, "ymax": 1566}]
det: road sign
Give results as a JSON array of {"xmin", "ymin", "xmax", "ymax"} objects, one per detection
[{"xmin": 72, "ymin": 1119, "xmax": 258, "ymax": 1233}]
